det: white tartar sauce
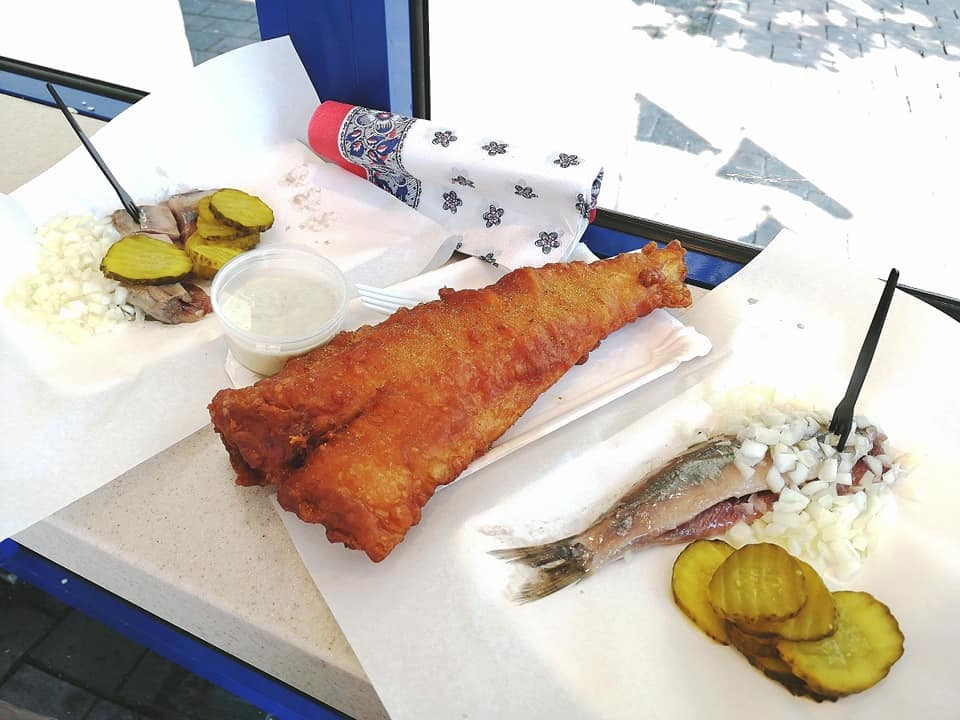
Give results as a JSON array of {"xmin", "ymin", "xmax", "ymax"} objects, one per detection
[{"xmin": 219, "ymin": 269, "xmax": 340, "ymax": 340}]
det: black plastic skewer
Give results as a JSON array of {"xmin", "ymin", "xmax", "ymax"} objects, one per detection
[
  {"xmin": 828, "ymin": 267, "xmax": 900, "ymax": 449},
  {"xmin": 46, "ymin": 82, "xmax": 140, "ymax": 222}
]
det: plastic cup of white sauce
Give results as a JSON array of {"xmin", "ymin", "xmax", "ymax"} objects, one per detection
[{"xmin": 211, "ymin": 245, "xmax": 348, "ymax": 375}]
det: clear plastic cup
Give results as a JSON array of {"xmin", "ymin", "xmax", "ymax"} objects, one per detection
[{"xmin": 211, "ymin": 245, "xmax": 348, "ymax": 375}]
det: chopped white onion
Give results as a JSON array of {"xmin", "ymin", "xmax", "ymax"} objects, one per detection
[
  {"xmin": 5, "ymin": 213, "xmax": 126, "ymax": 340},
  {"xmin": 779, "ymin": 423, "xmax": 805, "ymax": 446},
  {"xmin": 838, "ymin": 453, "xmax": 855, "ymax": 473},
  {"xmin": 716, "ymin": 405, "xmax": 905, "ymax": 582},
  {"xmin": 801, "ymin": 479, "xmax": 828, "ymax": 497},
  {"xmin": 753, "ymin": 426, "xmax": 780, "ymax": 445},
  {"xmin": 863, "ymin": 454, "xmax": 883, "ymax": 476},
  {"xmin": 739, "ymin": 438, "xmax": 768, "ymax": 461},
  {"xmin": 788, "ymin": 463, "xmax": 812, "ymax": 485},
  {"xmin": 765, "ymin": 465, "xmax": 785, "ymax": 493},
  {"xmin": 734, "ymin": 457, "xmax": 757, "ymax": 480},
  {"xmin": 772, "ymin": 452, "xmax": 796, "ymax": 474},
  {"xmin": 817, "ymin": 457, "xmax": 838, "ymax": 483}
]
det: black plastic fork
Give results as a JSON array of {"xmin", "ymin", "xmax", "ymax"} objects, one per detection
[
  {"xmin": 828, "ymin": 268, "xmax": 900, "ymax": 449},
  {"xmin": 46, "ymin": 82, "xmax": 141, "ymax": 223}
]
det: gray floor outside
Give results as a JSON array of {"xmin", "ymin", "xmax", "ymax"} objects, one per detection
[{"xmin": 0, "ymin": 571, "xmax": 270, "ymax": 720}]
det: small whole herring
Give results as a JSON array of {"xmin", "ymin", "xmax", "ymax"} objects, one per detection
[
  {"xmin": 492, "ymin": 414, "xmax": 899, "ymax": 603},
  {"xmin": 492, "ymin": 435, "xmax": 774, "ymax": 602}
]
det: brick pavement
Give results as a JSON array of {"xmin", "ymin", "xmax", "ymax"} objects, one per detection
[
  {"xmin": 630, "ymin": 0, "xmax": 960, "ymax": 243},
  {"xmin": 0, "ymin": 576, "xmax": 268, "ymax": 720},
  {"xmin": 178, "ymin": 0, "xmax": 261, "ymax": 65}
]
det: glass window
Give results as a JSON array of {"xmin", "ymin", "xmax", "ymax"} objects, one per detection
[
  {"xmin": 179, "ymin": 0, "xmax": 262, "ymax": 66},
  {"xmin": 428, "ymin": 0, "xmax": 960, "ymax": 300}
]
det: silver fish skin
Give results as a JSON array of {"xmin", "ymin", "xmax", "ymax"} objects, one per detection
[
  {"xmin": 124, "ymin": 282, "xmax": 211, "ymax": 324},
  {"xmin": 582, "ymin": 436, "xmax": 768, "ymax": 566},
  {"xmin": 492, "ymin": 435, "xmax": 770, "ymax": 602}
]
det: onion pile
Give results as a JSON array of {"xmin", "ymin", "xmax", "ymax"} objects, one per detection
[
  {"xmin": 720, "ymin": 409, "xmax": 905, "ymax": 581},
  {"xmin": 5, "ymin": 213, "xmax": 132, "ymax": 341}
]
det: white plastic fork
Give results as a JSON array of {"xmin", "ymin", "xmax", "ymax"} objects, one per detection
[{"xmin": 354, "ymin": 283, "xmax": 432, "ymax": 315}]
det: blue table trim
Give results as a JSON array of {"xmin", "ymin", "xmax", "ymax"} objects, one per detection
[
  {"xmin": 582, "ymin": 223, "xmax": 744, "ymax": 288},
  {"xmin": 0, "ymin": 539, "xmax": 351, "ymax": 720}
]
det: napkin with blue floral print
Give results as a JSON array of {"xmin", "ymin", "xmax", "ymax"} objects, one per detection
[{"xmin": 307, "ymin": 101, "xmax": 604, "ymax": 270}]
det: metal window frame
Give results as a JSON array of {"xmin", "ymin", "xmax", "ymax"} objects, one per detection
[{"xmin": 0, "ymin": 56, "xmax": 144, "ymax": 121}]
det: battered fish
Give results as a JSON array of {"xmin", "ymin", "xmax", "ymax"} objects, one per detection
[{"xmin": 209, "ymin": 242, "xmax": 692, "ymax": 561}]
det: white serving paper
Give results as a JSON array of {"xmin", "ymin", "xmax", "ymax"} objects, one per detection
[
  {"xmin": 0, "ymin": 38, "xmax": 454, "ymax": 541},
  {"xmin": 280, "ymin": 230, "xmax": 960, "ymax": 720}
]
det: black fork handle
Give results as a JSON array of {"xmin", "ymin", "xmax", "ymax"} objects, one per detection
[
  {"xmin": 831, "ymin": 267, "xmax": 900, "ymax": 448},
  {"xmin": 46, "ymin": 83, "xmax": 140, "ymax": 222}
]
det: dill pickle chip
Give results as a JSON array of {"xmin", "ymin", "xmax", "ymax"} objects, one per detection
[
  {"xmin": 671, "ymin": 539, "xmax": 735, "ymax": 644},
  {"xmin": 777, "ymin": 591, "xmax": 904, "ymax": 697},
  {"xmin": 186, "ymin": 229, "xmax": 260, "ymax": 253},
  {"xmin": 726, "ymin": 622, "xmax": 839, "ymax": 702},
  {"xmin": 209, "ymin": 188, "xmax": 274, "ymax": 232},
  {"xmin": 196, "ymin": 207, "xmax": 245, "ymax": 240},
  {"xmin": 195, "ymin": 196, "xmax": 259, "ymax": 241},
  {"xmin": 197, "ymin": 196, "xmax": 217, "ymax": 223},
  {"xmin": 186, "ymin": 240, "xmax": 243, "ymax": 280},
  {"xmin": 725, "ymin": 621, "xmax": 781, "ymax": 660},
  {"xmin": 100, "ymin": 234, "xmax": 193, "ymax": 284},
  {"xmin": 708, "ymin": 543, "xmax": 807, "ymax": 625},
  {"xmin": 738, "ymin": 559, "xmax": 837, "ymax": 641}
]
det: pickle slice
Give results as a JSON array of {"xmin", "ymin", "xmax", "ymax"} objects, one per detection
[
  {"xmin": 186, "ymin": 240, "xmax": 243, "ymax": 279},
  {"xmin": 726, "ymin": 622, "xmax": 838, "ymax": 702},
  {"xmin": 777, "ymin": 591, "xmax": 904, "ymax": 697},
  {"xmin": 196, "ymin": 197, "xmax": 247, "ymax": 241},
  {"xmin": 725, "ymin": 621, "xmax": 780, "ymax": 660},
  {"xmin": 100, "ymin": 234, "xmax": 193, "ymax": 284},
  {"xmin": 209, "ymin": 188, "xmax": 274, "ymax": 231},
  {"xmin": 738, "ymin": 559, "xmax": 837, "ymax": 641},
  {"xmin": 186, "ymin": 229, "xmax": 260, "ymax": 253},
  {"xmin": 196, "ymin": 196, "xmax": 262, "ymax": 241},
  {"xmin": 708, "ymin": 543, "xmax": 807, "ymax": 625},
  {"xmin": 197, "ymin": 195, "xmax": 217, "ymax": 223},
  {"xmin": 671, "ymin": 539, "xmax": 735, "ymax": 644}
]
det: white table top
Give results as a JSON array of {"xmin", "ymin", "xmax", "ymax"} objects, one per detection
[{"xmin": 15, "ymin": 424, "xmax": 390, "ymax": 720}]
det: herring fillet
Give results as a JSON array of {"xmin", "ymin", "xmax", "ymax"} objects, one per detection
[{"xmin": 209, "ymin": 241, "xmax": 692, "ymax": 561}]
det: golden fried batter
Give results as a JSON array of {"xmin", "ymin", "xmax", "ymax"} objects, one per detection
[{"xmin": 209, "ymin": 242, "xmax": 692, "ymax": 561}]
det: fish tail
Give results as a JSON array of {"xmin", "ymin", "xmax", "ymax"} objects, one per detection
[{"xmin": 490, "ymin": 537, "xmax": 593, "ymax": 603}]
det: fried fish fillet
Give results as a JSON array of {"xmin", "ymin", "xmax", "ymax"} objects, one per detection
[{"xmin": 209, "ymin": 241, "xmax": 692, "ymax": 561}]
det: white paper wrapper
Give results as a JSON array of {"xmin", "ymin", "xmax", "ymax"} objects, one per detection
[
  {"xmin": 278, "ymin": 229, "xmax": 960, "ymax": 720},
  {"xmin": 0, "ymin": 38, "xmax": 454, "ymax": 541}
]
